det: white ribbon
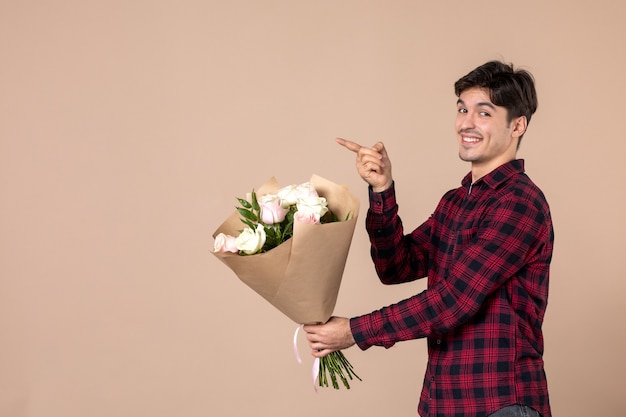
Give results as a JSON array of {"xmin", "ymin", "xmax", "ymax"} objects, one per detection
[
  {"xmin": 293, "ymin": 324, "xmax": 319, "ymax": 392},
  {"xmin": 293, "ymin": 324, "xmax": 304, "ymax": 363}
]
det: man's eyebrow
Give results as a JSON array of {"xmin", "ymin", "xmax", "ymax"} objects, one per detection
[
  {"xmin": 456, "ymin": 98, "xmax": 497, "ymax": 110},
  {"xmin": 477, "ymin": 101, "xmax": 496, "ymax": 110}
]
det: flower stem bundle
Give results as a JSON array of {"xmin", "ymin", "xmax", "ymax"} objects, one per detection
[{"xmin": 319, "ymin": 351, "xmax": 362, "ymax": 389}]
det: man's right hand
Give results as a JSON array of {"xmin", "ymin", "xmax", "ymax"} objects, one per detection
[{"xmin": 336, "ymin": 137, "xmax": 393, "ymax": 193}]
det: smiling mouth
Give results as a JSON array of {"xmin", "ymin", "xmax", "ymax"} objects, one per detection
[{"xmin": 462, "ymin": 136, "xmax": 482, "ymax": 144}]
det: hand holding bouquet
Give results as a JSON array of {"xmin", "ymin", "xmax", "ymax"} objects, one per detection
[{"xmin": 212, "ymin": 175, "xmax": 361, "ymax": 389}]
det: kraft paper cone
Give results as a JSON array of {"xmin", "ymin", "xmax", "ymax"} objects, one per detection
[{"xmin": 212, "ymin": 175, "xmax": 360, "ymax": 324}]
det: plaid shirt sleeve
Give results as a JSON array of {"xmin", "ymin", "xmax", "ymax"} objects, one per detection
[
  {"xmin": 363, "ymin": 182, "xmax": 433, "ymax": 285},
  {"xmin": 350, "ymin": 180, "xmax": 552, "ymax": 350}
]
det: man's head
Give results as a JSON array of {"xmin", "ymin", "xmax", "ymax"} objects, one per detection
[
  {"xmin": 453, "ymin": 61, "xmax": 538, "ymax": 180},
  {"xmin": 454, "ymin": 61, "xmax": 537, "ymax": 133}
]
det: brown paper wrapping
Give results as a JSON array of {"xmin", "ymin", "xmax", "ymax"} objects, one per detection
[{"xmin": 212, "ymin": 175, "xmax": 360, "ymax": 324}]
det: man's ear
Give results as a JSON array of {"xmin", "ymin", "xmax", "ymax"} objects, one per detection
[{"xmin": 511, "ymin": 116, "xmax": 528, "ymax": 139}]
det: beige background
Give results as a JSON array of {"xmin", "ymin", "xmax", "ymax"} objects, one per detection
[{"xmin": 1, "ymin": 1, "xmax": 624, "ymax": 416}]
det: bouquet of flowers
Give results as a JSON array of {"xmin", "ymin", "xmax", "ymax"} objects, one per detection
[{"xmin": 212, "ymin": 175, "xmax": 361, "ymax": 389}]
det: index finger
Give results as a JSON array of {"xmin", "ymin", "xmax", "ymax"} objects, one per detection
[
  {"xmin": 336, "ymin": 137, "xmax": 362, "ymax": 153},
  {"xmin": 303, "ymin": 323, "xmax": 321, "ymax": 334}
]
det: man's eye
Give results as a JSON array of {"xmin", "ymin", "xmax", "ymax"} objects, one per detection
[
  {"xmin": 480, "ymin": 111, "xmax": 490, "ymax": 117},
  {"xmin": 458, "ymin": 108, "xmax": 467, "ymax": 114}
]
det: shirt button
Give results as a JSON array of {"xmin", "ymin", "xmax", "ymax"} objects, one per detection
[{"xmin": 436, "ymin": 339, "xmax": 442, "ymax": 345}]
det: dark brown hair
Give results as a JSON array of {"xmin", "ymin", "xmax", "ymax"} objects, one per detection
[{"xmin": 454, "ymin": 61, "xmax": 538, "ymax": 125}]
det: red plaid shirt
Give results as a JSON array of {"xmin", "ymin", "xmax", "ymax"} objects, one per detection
[{"xmin": 350, "ymin": 160, "xmax": 553, "ymax": 417}]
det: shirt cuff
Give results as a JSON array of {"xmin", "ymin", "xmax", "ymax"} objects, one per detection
[
  {"xmin": 368, "ymin": 182, "xmax": 395, "ymax": 215},
  {"xmin": 350, "ymin": 313, "xmax": 395, "ymax": 350},
  {"xmin": 349, "ymin": 316, "xmax": 373, "ymax": 350}
]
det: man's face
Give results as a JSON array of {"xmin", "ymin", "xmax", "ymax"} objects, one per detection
[{"xmin": 455, "ymin": 87, "xmax": 524, "ymax": 179}]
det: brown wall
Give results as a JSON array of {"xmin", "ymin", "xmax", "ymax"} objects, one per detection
[{"xmin": 1, "ymin": 1, "xmax": 624, "ymax": 416}]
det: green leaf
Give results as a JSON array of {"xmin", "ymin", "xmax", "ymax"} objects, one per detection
[
  {"xmin": 281, "ymin": 212, "xmax": 295, "ymax": 240},
  {"xmin": 236, "ymin": 197, "xmax": 252, "ymax": 209},
  {"xmin": 237, "ymin": 207, "xmax": 258, "ymax": 222},
  {"xmin": 250, "ymin": 190, "xmax": 260, "ymax": 212},
  {"xmin": 240, "ymin": 218, "xmax": 256, "ymax": 230}
]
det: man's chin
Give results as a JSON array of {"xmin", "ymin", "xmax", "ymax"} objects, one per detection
[{"xmin": 458, "ymin": 152, "xmax": 477, "ymax": 163}]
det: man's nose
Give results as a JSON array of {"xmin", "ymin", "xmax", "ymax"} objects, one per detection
[{"xmin": 458, "ymin": 114, "xmax": 475, "ymax": 130}]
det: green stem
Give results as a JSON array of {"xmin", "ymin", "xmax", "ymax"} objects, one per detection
[{"xmin": 317, "ymin": 351, "xmax": 361, "ymax": 390}]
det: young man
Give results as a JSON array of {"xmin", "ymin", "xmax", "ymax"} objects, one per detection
[{"xmin": 304, "ymin": 61, "xmax": 553, "ymax": 417}]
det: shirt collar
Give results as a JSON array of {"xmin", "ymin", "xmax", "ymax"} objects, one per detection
[{"xmin": 461, "ymin": 159, "xmax": 525, "ymax": 190}]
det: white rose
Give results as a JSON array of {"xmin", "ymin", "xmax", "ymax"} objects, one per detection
[
  {"xmin": 277, "ymin": 182, "xmax": 319, "ymax": 207},
  {"xmin": 235, "ymin": 224, "xmax": 267, "ymax": 255},
  {"xmin": 295, "ymin": 195, "xmax": 328, "ymax": 224}
]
